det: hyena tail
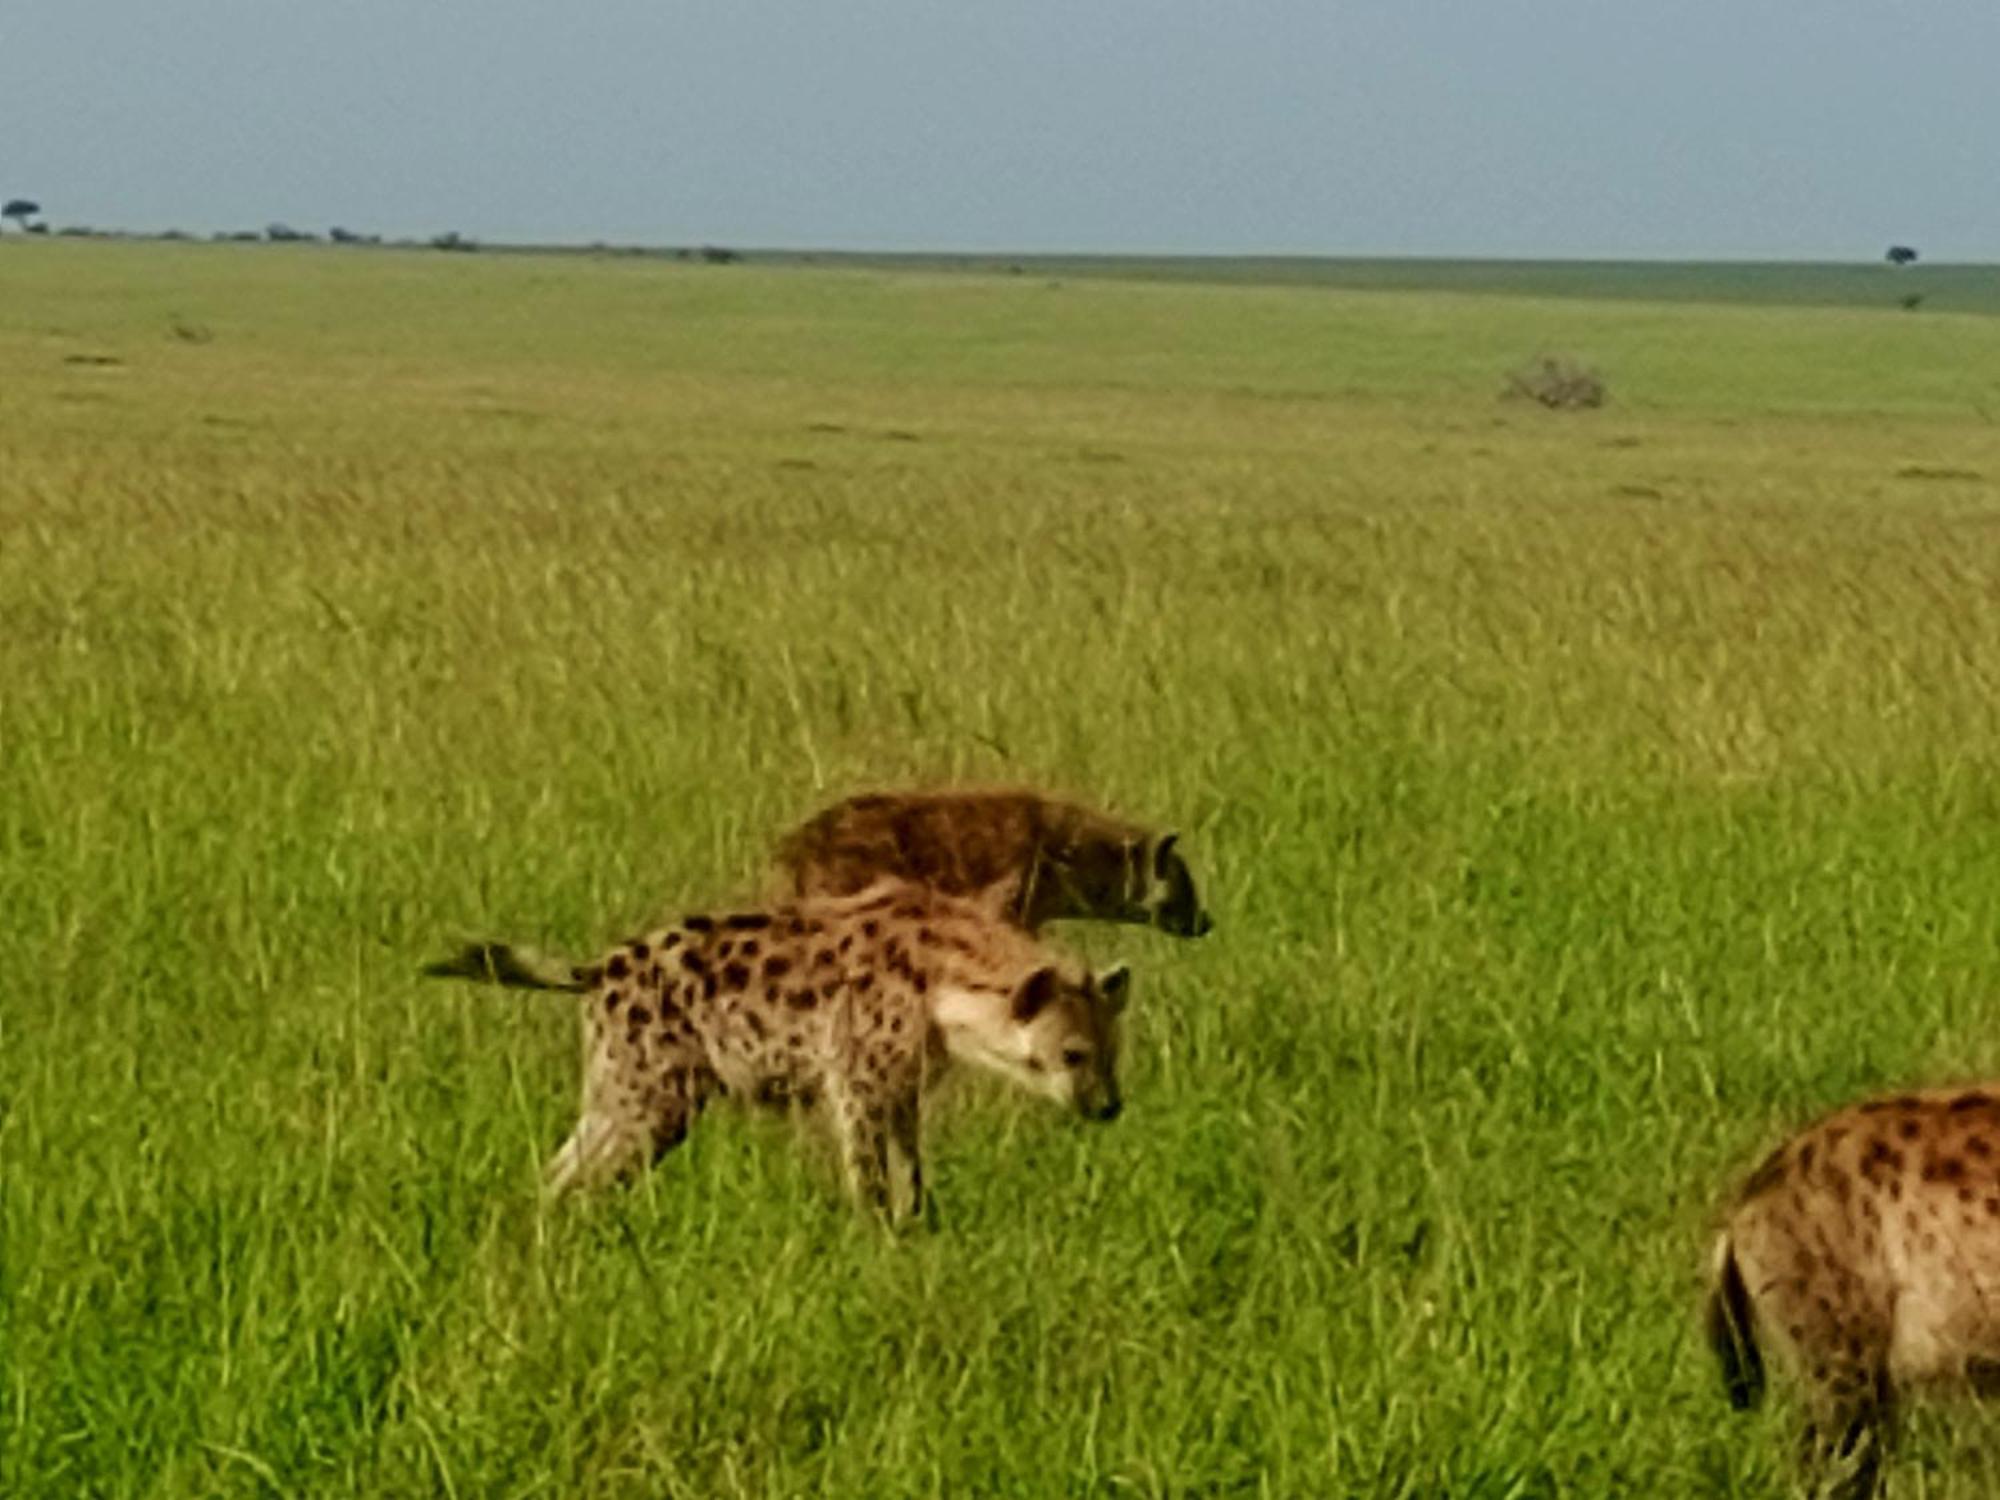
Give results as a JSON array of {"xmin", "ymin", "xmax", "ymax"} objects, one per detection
[
  {"xmin": 1706, "ymin": 1233, "xmax": 1765, "ymax": 1411},
  {"xmin": 422, "ymin": 942, "xmax": 593, "ymax": 994}
]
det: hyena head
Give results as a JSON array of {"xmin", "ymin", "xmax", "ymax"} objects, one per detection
[
  {"xmin": 1007, "ymin": 961, "xmax": 1131, "ymax": 1121},
  {"xmin": 1028, "ymin": 831, "xmax": 1212, "ymax": 938},
  {"xmin": 939, "ymin": 960, "xmax": 1132, "ymax": 1120}
]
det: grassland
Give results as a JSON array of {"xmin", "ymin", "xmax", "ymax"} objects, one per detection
[
  {"xmin": 752, "ymin": 250, "xmax": 2000, "ymax": 320},
  {"xmin": 7, "ymin": 239, "xmax": 2000, "ymax": 1496}
]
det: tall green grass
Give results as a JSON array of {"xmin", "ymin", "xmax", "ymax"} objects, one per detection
[{"xmin": 7, "ymin": 240, "xmax": 2000, "ymax": 1494}]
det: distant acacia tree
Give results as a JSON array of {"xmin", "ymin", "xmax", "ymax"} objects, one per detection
[
  {"xmin": 2, "ymin": 198, "xmax": 41, "ymax": 231},
  {"xmin": 1886, "ymin": 245, "xmax": 1919, "ymax": 266}
]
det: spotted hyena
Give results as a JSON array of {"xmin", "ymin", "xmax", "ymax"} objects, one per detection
[
  {"xmin": 1708, "ymin": 1085, "xmax": 2000, "ymax": 1498},
  {"xmin": 773, "ymin": 788, "xmax": 1212, "ymax": 938},
  {"xmin": 424, "ymin": 880, "xmax": 1131, "ymax": 1218}
]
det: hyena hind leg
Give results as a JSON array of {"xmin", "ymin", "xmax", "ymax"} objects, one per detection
[
  {"xmin": 543, "ymin": 1113, "xmax": 657, "ymax": 1197},
  {"xmin": 543, "ymin": 1076, "xmax": 702, "ymax": 1197},
  {"xmin": 1800, "ymin": 1374, "xmax": 1893, "ymax": 1500}
]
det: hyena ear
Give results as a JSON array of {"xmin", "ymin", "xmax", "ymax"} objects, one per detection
[
  {"xmin": 1012, "ymin": 966, "xmax": 1059, "ymax": 1023},
  {"xmin": 1153, "ymin": 833, "xmax": 1181, "ymax": 878},
  {"xmin": 1097, "ymin": 963, "xmax": 1132, "ymax": 1012}
]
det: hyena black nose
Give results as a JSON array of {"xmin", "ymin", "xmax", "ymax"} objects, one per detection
[{"xmin": 1093, "ymin": 1095, "xmax": 1123, "ymax": 1123}]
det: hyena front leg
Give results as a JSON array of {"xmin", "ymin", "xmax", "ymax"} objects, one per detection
[
  {"xmin": 828, "ymin": 1079, "xmax": 898, "ymax": 1219},
  {"xmin": 886, "ymin": 1089, "xmax": 927, "ymax": 1224}
]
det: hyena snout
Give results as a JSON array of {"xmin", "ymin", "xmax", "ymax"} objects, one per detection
[
  {"xmin": 1072, "ymin": 1067, "xmax": 1123, "ymax": 1122},
  {"xmin": 1148, "ymin": 835, "xmax": 1212, "ymax": 937}
]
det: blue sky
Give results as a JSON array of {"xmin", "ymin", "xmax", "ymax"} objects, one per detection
[{"xmin": 10, "ymin": 2, "xmax": 1997, "ymax": 258}]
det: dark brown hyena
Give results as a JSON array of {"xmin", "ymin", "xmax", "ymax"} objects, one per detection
[{"xmin": 773, "ymin": 788, "xmax": 1211, "ymax": 938}]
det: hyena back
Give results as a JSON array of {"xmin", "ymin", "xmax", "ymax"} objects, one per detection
[
  {"xmin": 773, "ymin": 788, "xmax": 1211, "ymax": 938},
  {"xmin": 1708, "ymin": 1085, "xmax": 2000, "ymax": 1498},
  {"xmin": 426, "ymin": 880, "xmax": 1130, "ymax": 1218}
]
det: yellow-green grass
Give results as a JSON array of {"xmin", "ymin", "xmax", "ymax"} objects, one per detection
[{"xmin": 8, "ymin": 239, "xmax": 2000, "ymax": 1495}]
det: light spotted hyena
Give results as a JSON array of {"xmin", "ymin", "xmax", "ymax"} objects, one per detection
[
  {"xmin": 773, "ymin": 788, "xmax": 1212, "ymax": 938},
  {"xmin": 1708, "ymin": 1085, "xmax": 2000, "ymax": 1498},
  {"xmin": 424, "ymin": 880, "xmax": 1130, "ymax": 1218}
]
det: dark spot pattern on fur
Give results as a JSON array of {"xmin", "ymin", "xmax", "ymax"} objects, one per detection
[
  {"xmin": 680, "ymin": 951, "xmax": 707, "ymax": 975},
  {"xmin": 763, "ymin": 955, "xmax": 792, "ymax": 980},
  {"xmin": 629, "ymin": 1006, "xmax": 651, "ymax": 1026},
  {"xmin": 683, "ymin": 914, "xmax": 714, "ymax": 933},
  {"xmin": 1861, "ymin": 1139, "xmax": 1904, "ymax": 1178},
  {"xmin": 659, "ymin": 932, "xmax": 681, "ymax": 950},
  {"xmin": 787, "ymin": 987, "xmax": 818, "ymax": 1011},
  {"xmin": 603, "ymin": 988, "xmax": 624, "ymax": 1012},
  {"xmin": 722, "ymin": 962, "xmax": 751, "ymax": 990},
  {"xmin": 726, "ymin": 913, "xmax": 773, "ymax": 930},
  {"xmin": 630, "ymin": 941, "xmax": 650, "ymax": 961},
  {"xmin": 606, "ymin": 954, "xmax": 631, "ymax": 981},
  {"xmin": 1951, "ymin": 1092, "xmax": 1995, "ymax": 1112}
]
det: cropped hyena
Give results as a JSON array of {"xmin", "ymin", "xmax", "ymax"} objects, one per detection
[
  {"xmin": 773, "ymin": 788, "xmax": 1212, "ymax": 938},
  {"xmin": 425, "ymin": 880, "xmax": 1131, "ymax": 1218},
  {"xmin": 1708, "ymin": 1085, "xmax": 2000, "ymax": 1498}
]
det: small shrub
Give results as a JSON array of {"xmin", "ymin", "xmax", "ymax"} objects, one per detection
[{"xmin": 1503, "ymin": 354, "xmax": 1607, "ymax": 410}]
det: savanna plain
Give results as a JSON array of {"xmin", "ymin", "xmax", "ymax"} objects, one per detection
[{"xmin": 7, "ymin": 242, "xmax": 2000, "ymax": 1498}]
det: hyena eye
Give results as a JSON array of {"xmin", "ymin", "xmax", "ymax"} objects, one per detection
[{"xmin": 1061, "ymin": 1047, "xmax": 1090, "ymax": 1069}]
